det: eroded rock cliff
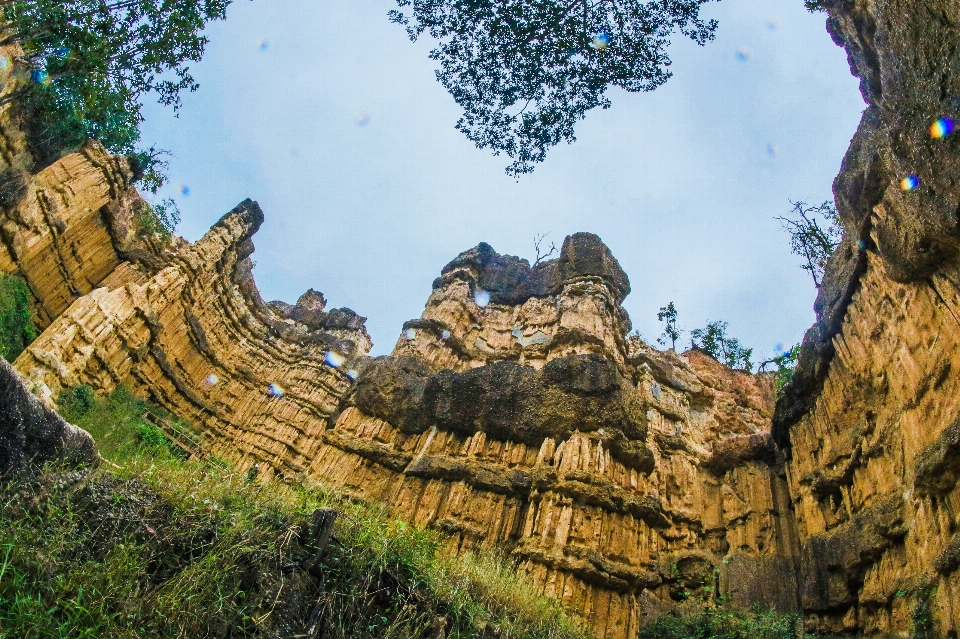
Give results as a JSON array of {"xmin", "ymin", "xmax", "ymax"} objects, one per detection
[
  {"xmin": 3, "ymin": 170, "xmax": 798, "ymax": 636},
  {"xmin": 773, "ymin": 0, "xmax": 960, "ymax": 636},
  {"xmin": 309, "ymin": 238, "xmax": 799, "ymax": 637}
]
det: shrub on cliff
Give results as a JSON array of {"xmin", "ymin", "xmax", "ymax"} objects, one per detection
[
  {"xmin": 1, "ymin": 0, "xmax": 233, "ymax": 172},
  {"xmin": 639, "ymin": 606, "xmax": 805, "ymax": 639},
  {"xmin": 0, "ymin": 271, "xmax": 36, "ymax": 361},
  {"xmin": 691, "ymin": 320, "xmax": 753, "ymax": 371}
]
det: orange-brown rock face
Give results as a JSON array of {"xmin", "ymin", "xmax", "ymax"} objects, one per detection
[
  {"xmin": 9, "ymin": 204, "xmax": 799, "ymax": 636},
  {"xmin": 0, "ymin": 117, "xmax": 799, "ymax": 636},
  {"xmin": 769, "ymin": 1, "xmax": 960, "ymax": 636},
  {"xmin": 0, "ymin": 140, "xmax": 148, "ymax": 327},
  {"xmin": 781, "ymin": 251, "xmax": 960, "ymax": 636},
  {"xmin": 309, "ymin": 237, "xmax": 800, "ymax": 637},
  {"xmin": 14, "ymin": 199, "xmax": 372, "ymax": 481}
]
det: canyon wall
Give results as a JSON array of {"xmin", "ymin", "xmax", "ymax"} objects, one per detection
[
  {"xmin": 0, "ymin": 137, "xmax": 372, "ymax": 481},
  {"xmin": 771, "ymin": 0, "xmax": 960, "ymax": 636},
  {"xmin": 6, "ymin": 0, "xmax": 960, "ymax": 636},
  {"xmin": 2, "ymin": 153, "xmax": 800, "ymax": 636},
  {"xmin": 308, "ymin": 237, "xmax": 800, "ymax": 637}
]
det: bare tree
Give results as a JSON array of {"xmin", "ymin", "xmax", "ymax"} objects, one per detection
[
  {"xmin": 776, "ymin": 200, "xmax": 842, "ymax": 288},
  {"xmin": 533, "ymin": 232, "xmax": 558, "ymax": 266}
]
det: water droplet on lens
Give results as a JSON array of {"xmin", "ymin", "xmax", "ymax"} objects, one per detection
[
  {"xmin": 589, "ymin": 30, "xmax": 611, "ymax": 50},
  {"xmin": 324, "ymin": 351, "xmax": 346, "ymax": 368},
  {"xmin": 258, "ymin": 39, "xmax": 270, "ymax": 52},
  {"xmin": 205, "ymin": 373, "xmax": 219, "ymax": 386},
  {"xmin": 931, "ymin": 117, "xmax": 955, "ymax": 139},
  {"xmin": 404, "ymin": 328, "xmax": 416, "ymax": 341},
  {"xmin": 766, "ymin": 18, "xmax": 781, "ymax": 31},
  {"xmin": 346, "ymin": 369, "xmax": 359, "ymax": 381},
  {"xmin": 268, "ymin": 383, "xmax": 285, "ymax": 397},
  {"xmin": 474, "ymin": 290, "xmax": 490, "ymax": 307},
  {"xmin": 858, "ymin": 240, "xmax": 866, "ymax": 250},
  {"xmin": 441, "ymin": 330, "xmax": 451, "ymax": 340},
  {"xmin": 735, "ymin": 47, "xmax": 752, "ymax": 62},
  {"xmin": 180, "ymin": 184, "xmax": 190, "ymax": 196},
  {"xmin": 767, "ymin": 142, "xmax": 779, "ymax": 158},
  {"xmin": 900, "ymin": 175, "xmax": 920, "ymax": 191}
]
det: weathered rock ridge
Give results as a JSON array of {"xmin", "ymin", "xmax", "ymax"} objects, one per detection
[
  {"xmin": 310, "ymin": 237, "xmax": 798, "ymax": 638},
  {"xmin": 770, "ymin": 0, "xmax": 960, "ymax": 635},
  {"xmin": 4, "ymin": 1, "xmax": 960, "ymax": 635},
  {"xmin": 2, "ymin": 162, "xmax": 798, "ymax": 636}
]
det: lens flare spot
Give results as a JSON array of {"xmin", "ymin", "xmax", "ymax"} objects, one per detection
[
  {"xmin": 404, "ymin": 328, "xmax": 416, "ymax": 341},
  {"xmin": 355, "ymin": 112, "xmax": 370, "ymax": 127},
  {"xmin": 441, "ymin": 330, "xmax": 451, "ymax": 340},
  {"xmin": 589, "ymin": 30, "xmax": 611, "ymax": 50},
  {"xmin": 205, "ymin": 373, "xmax": 219, "ymax": 386},
  {"xmin": 931, "ymin": 117, "xmax": 955, "ymax": 139},
  {"xmin": 324, "ymin": 351, "xmax": 346, "ymax": 368},
  {"xmin": 900, "ymin": 175, "xmax": 920, "ymax": 191},
  {"xmin": 346, "ymin": 369, "xmax": 359, "ymax": 381},
  {"xmin": 474, "ymin": 289, "xmax": 490, "ymax": 307},
  {"xmin": 258, "ymin": 39, "xmax": 270, "ymax": 52},
  {"xmin": 766, "ymin": 18, "xmax": 781, "ymax": 31},
  {"xmin": 180, "ymin": 184, "xmax": 190, "ymax": 196},
  {"xmin": 0, "ymin": 55, "xmax": 12, "ymax": 72},
  {"xmin": 767, "ymin": 142, "xmax": 779, "ymax": 158},
  {"xmin": 31, "ymin": 69, "xmax": 50, "ymax": 85},
  {"xmin": 735, "ymin": 46, "xmax": 753, "ymax": 61},
  {"xmin": 267, "ymin": 383, "xmax": 284, "ymax": 398}
]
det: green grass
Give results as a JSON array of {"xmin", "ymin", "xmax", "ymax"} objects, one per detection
[
  {"xmin": 56, "ymin": 385, "xmax": 196, "ymax": 461},
  {"xmin": 0, "ymin": 272, "xmax": 36, "ymax": 362},
  {"xmin": 639, "ymin": 606, "xmax": 805, "ymax": 639},
  {"xmin": 1, "ymin": 386, "xmax": 588, "ymax": 639}
]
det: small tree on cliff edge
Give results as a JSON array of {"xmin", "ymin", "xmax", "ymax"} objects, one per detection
[
  {"xmin": 1, "ymin": 0, "xmax": 232, "ymax": 172},
  {"xmin": 389, "ymin": 0, "xmax": 718, "ymax": 177},
  {"xmin": 657, "ymin": 301, "xmax": 681, "ymax": 350},
  {"xmin": 776, "ymin": 200, "xmax": 842, "ymax": 288},
  {"xmin": 691, "ymin": 320, "xmax": 752, "ymax": 371}
]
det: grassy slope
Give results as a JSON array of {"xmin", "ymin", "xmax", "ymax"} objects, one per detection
[{"xmin": 0, "ymin": 387, "xmax": 588, "ymax": 639}]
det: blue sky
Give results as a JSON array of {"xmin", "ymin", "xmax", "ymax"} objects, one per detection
[{"xmin": 139, "ymin": 0, "xmax": 865, "ymax": 359}]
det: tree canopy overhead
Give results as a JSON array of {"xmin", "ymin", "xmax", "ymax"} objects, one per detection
[
  {"xmin": 1, "ymin": 0, "xmax": 232, "ymax": 168},
  {"xmin": 390, "ymin": 0, "xmax": 718, "ymax": 176}
]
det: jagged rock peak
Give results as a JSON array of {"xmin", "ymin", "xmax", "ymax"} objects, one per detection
[{"xmin": 434, "ymin": 232, "xmax": 630, "ymax": 305}]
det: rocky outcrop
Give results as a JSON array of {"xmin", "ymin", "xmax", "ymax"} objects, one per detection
[
  {"xmin": 772, "ymin": 0, "xmax": 960, "ymax": 635},
  {"xmin": 0, "ymin": 355, "xmax": 97, "ymax": 480},
  {"xmin": 0, "ymin": 139, "xmax": 163, "ymax": 328},
  {"xmin": 308, "ymin": 238, "xmax": 799, "ymax": 638},
  {"xmin": 13, "ymin": 197, "xmax": 371, "ymax": 481},
  {"xmin": 5, "ymin": 196, "xmax": 799, "ymax": 637}
]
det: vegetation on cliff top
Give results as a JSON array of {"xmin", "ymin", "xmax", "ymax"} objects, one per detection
[
  {"xmin": 1, "ymin": 0, "xmax": 231, "ymax": 190},
  {"xmin": 0, "ymin": 386, "xmax": 588, "ymax": 639}
]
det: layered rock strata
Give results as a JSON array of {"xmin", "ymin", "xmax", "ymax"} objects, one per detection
[
  {"xmin": 6, "ymin": 194, "xmax": 801, "ymax": 637},
  {"xmin": 13, "ymin": 197, "xmax": 372, "ymax": 481},
  {"xmin": 772, "ymin": 0, "xmax": 960, "ymax": 635},
  {"xmin": 309, "ymin": 237, "xmax": 800, "ymax": 637}
]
